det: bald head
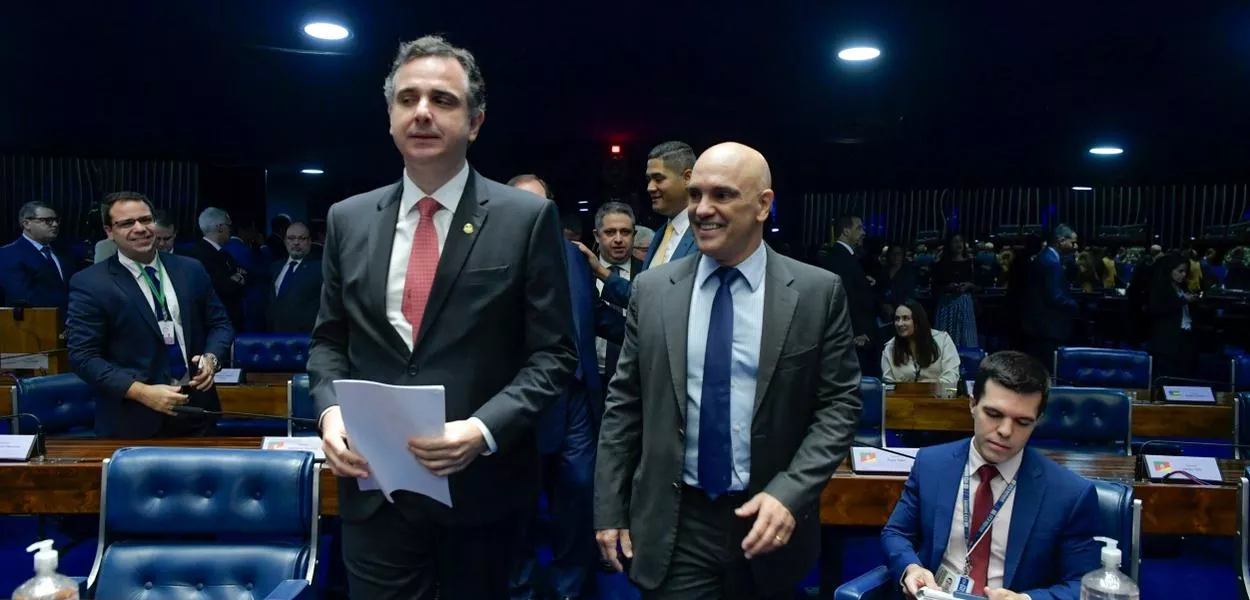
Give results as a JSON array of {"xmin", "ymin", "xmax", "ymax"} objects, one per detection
[{"xmin": 687, "ymin": 142, "xmax": 775, "ymax": 267}]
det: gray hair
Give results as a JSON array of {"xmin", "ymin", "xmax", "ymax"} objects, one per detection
[
  {"xmin": 633, "ymin": 225, "xmax": 655, "ymax": 248},
  {"xmin": 594, "ymin": 202, "xmax": 636, "ymax": 231},
  {"xmin": 647, "ymin": 141, "xmax": 696, "ymax": 175},
  {"xmin": 198, "ymin": 207, "xmax": 230, "ymax": 235},
  {"xmin": 18, "ymin": 201, "xmax": 52, "ymax": 222},
  {"xmin": 382, "ymin": 35, "xmax": 487, "ymax": 117}
]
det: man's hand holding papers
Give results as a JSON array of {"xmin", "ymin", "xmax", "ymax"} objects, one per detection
[{"xmin": 408, "ymin": 420, "xmax": 487, "ymax": 476}]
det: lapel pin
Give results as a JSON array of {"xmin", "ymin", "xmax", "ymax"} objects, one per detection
[{"xmin": 462, "ymin": 223, "xmax": 474, "ymax": 235}]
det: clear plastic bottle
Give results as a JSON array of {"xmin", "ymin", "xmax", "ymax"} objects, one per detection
[
  {"xmin": 11, "ymin": 540, "xmax": 80, "ymax": 600},
  {"xmin": 1080, "ymin": 536, "xmax": 1140, "ymax": 600}
]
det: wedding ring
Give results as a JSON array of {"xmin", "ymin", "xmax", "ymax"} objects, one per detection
[{"xmin": 774, "ymin": 535, "xmax": 784, "ymax": 543}]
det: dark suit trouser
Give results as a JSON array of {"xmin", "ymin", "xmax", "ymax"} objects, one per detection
[
  {"xmin": 511, "ymin": 387, "xmax": 597, "ymax": 599},
  {"xmin": 341, "ymin": 495, "xmax": 522, "ymax": 600},
  {"xmin": 640, "ymin": 487, "xmax": 789, "ymax": 600}
]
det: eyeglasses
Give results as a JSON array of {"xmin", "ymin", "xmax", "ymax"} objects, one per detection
[
  {"xmin": 285, "ymin": 235, "xmax": 311, "ymax": 242},
  {"xmin": 27, "ymin": 217, "xmax": 59, "ymax": 225},
  {"xmin": 110, "ymin": 216, "xmax": 154, "ymax": 230}
]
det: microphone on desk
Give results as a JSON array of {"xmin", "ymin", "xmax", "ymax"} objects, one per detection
[
  {"xmin": 1134, "ymin": 439, "xmax": 1250, "ymax": 483},
  {"xmin": 0, "ymin": 412, "xmax": 47, "ymax": 459},
  {"xmin": 170, "ymin": 405, "xmax": 320, "ymax": 428}
]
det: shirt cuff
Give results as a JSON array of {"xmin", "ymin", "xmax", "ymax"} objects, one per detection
[
  {"xmin": 468, "ymin": 417, "xmax": 498, "ymax": 455},
  {"xmin": 318, "ymin": 406, "xmax": 337, "ymax": 431}
]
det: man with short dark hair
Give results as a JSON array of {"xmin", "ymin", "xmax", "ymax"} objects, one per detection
[
  {"xmin": 0, "ymin": 201, "xmax": 74, "ymax": 313},
  {"xmin": 822, "ymin": 214, "xmax": 876, "ymax": 373},
  {"xmin": 1021, "ymin": 224, "xmax": 1080, "ymax": 366},
  {"xmin": 882, "ymin": 350, "xmax": 1102, "ymax": 600}
]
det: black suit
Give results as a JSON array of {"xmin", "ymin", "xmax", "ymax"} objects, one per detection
[
  {"xmin": 0, "ymin": 236, "xmax": 76, "ymax": 316},
  {"xmin": 267, "ymin": 257, "xmax": 323, "ymax": 333},
  {"xmin": 1148, "ymin": 280, "xmax": 1196, "ymax": 379},
  {"xmin": 600, "ymin": 255, "xmax": 644, "ymax": 383},
  {"xmin": 65, "ymin": 254, "xmax": 234, "ymax": 437},
  {"xmin": 186, "ymin": 238, "xmax": 247, "ymax": 332},
  {"xmin": 307, "ymin": 168, "xmax": 578, "ymax": 599},
  {"xmin": 821, "ymin": 242, "xmax": 877, "ymax": 375}
]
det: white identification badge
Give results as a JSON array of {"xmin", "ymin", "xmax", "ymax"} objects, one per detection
[
  {"xmin": 934, "ymin": 565, "xmax": 975, "ymax": 595},
  {"xmin": 159, "ymin": 321, "xmax": 176, "ymax": 345}
]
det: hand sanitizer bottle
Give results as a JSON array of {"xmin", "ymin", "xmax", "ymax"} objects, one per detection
[
  {"xmin": 1080, "ymin": 536, "xmax": 1140, "ymax": 600},
  {"xmin": 11, "ymin": 540, "xmax": 80, "ymax": 600}
]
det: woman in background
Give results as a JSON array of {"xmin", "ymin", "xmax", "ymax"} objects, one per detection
[
  {"xmin": 932, "ymin": 234, "xmax": 980, "ymax": 348},
  {"xmin": 881, "ymin": 299, "xmax": 960, "ymax": 385},
  {"xmin": 1149, "ymin": 253, "xmax": 1200, "ymax": 379}
]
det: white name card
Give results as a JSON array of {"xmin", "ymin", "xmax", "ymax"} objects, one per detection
[
  {"xmin": 0, "ymin": 353, "xmax": 48, "ymax": 370},
  {"xmin": 1143, "ymin": 454, "xmax": 1223, "ymax": 483},
  {"xmin": 1161, "ymin": 385, "xmax": 1215, "ymax": 404},
  {"xmin": 215, "ymin": 368, "xmax": 243, "ymax": 384},
  {"xmin": 850, "ymin": 446, "xmax": 918, "ymax": 474},
  {"xmin": 0, "ymin": 435, "xmax": 37, "ymax": 461},
  {"xmin": 965, "ymin": 380, "xmax": 974, "ymax": 396},
  {"xmin": 261, "ymin": 436, "xmax": 324, "ymax": 459}
]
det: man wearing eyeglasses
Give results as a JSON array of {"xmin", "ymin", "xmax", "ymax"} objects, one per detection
[
  {"xmin": 65, "ymin": 192, "xmax": 233, "ymax": 438},
  {"xmin": 0, "ymin": 201, "xmax": 76, "ymax": 318},
  {"xmin": 267, "ymin": 222, "xmax": 322, "ymax": 333}
]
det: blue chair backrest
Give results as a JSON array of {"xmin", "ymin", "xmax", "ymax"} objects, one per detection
[
  {"xmin": 13, "ymin": 373, "xmax": 96, "ymax": 435},
  {"xmin": 1090, "ymin": 479, "xmax": 1141, "ymax": 581},
  {"xmin": 1055, "ymin": 347, "xmax": 1151, "ymax": 389},
  {"xmin": 1239, "ymin": 468, "xmax": 1250, "ymax": 600},
  {"xmin": 289, "ymin": 374, "xmax": 314, "ymax": 436},
  {"xmin": 857, "ymin": 377, "xmax": 884, "ymax": 446},
  {"xmin": 1235, "ymin": 356, "xmax": 1250, "ymax": 392},
  {"xmin": 957, "ymin": 347, "xmax": 986, "ymax": 382},
  {"xmin": 1237, "ymin": 393, "xmax": 1250, "ymax": 460},
  {"xmin": 1033, "ymin": 387, "xmax": 1131, "ymax": 454},
  {"xmin": 232, "ymin": 333, "xmax": 310, "ymax": 372},
  {"xmin": 88, "ymin": 447, "xmax": 320, "ymax": 598}
]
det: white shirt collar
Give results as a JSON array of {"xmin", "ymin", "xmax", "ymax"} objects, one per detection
[
  {"xmin": 401, "ymin": 162, "xmax": 470, "ymax": 217},
  {"xmin": 837, "ymin": 240, "xmax": 856, "ymax": 256},
  {"xmin": 22, "ymin": 233, "xmax": 47, "ymax": 252},
  {"xmin": 696, "ymin": 242, "xmax": 768, "ymax": 292},
  {"xmin": 602, "ymin": 255, "xmax": 632, "ymax": 273},
  {"xmin": 117, "ymin": 251, "xmax": 162, "ymax": 280},
  {"xmin": 202, "ymin": 236, "xmax": 222, "ymax": 251},
  {"xmin": 967, "ymin": 438, "xmax": 1024, "ymax": 482},
  {"xmin": 669, "ymin": 209, "xmax": 690, "ymax": 235}
]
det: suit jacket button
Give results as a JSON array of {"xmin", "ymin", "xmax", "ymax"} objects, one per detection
[
  {"xmin": 672, "ymin": 481, "xmax": 681, "ymax": 491},
  {"xmin": 407, "ymin": 368, "xmax": 417, "ymax": 376},
  {"xmin": 677, "ymin": 428, "xmax": 685, "ymax": 439}
]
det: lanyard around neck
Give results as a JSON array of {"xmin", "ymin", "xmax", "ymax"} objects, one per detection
[{"xmin": 138, "ymin": 261, "xmax": 169, "ymax": 315}]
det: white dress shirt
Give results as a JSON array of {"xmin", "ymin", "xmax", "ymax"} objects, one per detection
[
  {"xmin": 596, "ymin": 256, "xmax": 631, "ymax": 374},
  {"xmin": 880, "ymin": 329, "xmax": 962, "ymax": 385},
  {"xmin": 682, "ymin": 243, "xmax": 767, "ymax": 491},
  {"xmin": 938, "ymin": 440, "xmax": 1024, "ymax": 593},
  {"xmin": 273, "ymin": 257, "xmax": 305, "ymax": 294},
  {"xmin": 383, "ymin": 163, "xmax": 497, "ymax": 453},
  {"xmin": 23, "ymin": 233, "xmax": 64, "ymax": 280},
  {"xmin": 202, "ymin": 236, "xmax": 223, "ymax": 251},
  {"xmin": 658, "ymin": 210, "xmax": 690, "ymax": 265},
  {"xmin": 116, "ymin": 252, "xmax": 189, "ymax": 382}
]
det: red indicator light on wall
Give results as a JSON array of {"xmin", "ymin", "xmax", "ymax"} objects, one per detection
[{"xmin": 610, "ymin": 145, "xmax": 621, "ymax": 155}]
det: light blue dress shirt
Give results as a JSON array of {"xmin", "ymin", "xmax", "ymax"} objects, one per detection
[{"xmin": 683, "ymin": 243, "xmax": 767, "ymax": 491}]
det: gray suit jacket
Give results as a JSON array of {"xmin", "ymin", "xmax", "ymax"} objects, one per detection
[
  {"xmin": 594, "ymin": 244, "xmax": 862, "ymax": 593},
  {"xmin": 308, "ymin": 169, "xmax": 578, "ymax": 526}
]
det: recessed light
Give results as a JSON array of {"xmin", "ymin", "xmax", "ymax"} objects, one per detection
[
  {"xmin": 301, "ymin": 168, "xmax": 324, "ymax": 175},
  {"xmin": 1071, "ymin": 186, "xmax": 1093, "ymax": 191},
  {"xmin": 837, "ymin": 47, "xmax": 881, "ymax": 62},
  {"xmin": 303, "ymin": 22, "xmax": 349, "ymax": 41},
  {"xmin": 1088, "ymin": 146, "xmax": 1123, "ymax": 156}
]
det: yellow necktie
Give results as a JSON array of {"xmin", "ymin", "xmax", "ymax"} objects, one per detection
[{"xmin": 651, "ymin": 222, "xmax": 676, "ymax": 267}]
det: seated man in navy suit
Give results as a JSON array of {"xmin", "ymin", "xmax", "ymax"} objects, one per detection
[
  {"xmin": 882, "ymin": 350, "xmax": 1102, "ymax": 600},
  {"xmin": 66, "ymin": 192, "xmax": 234, "ymax": 438},
  {"xmin": 0, "ymin": 201, "xmax": 74, "ymax": 315}
]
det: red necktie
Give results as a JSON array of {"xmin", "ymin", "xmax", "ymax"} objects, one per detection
[
  {"xmin": 968, "ymin": 463, "xmax": 999, "ymax": 592},
  {"xmin": 401, "ymin": 197, "xmax": 442, "ymax": 341}
]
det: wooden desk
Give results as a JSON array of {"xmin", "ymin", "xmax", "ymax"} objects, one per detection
[
  {"xmin": 0, "ymin": 384, "xmax": 289, "ymax": 417},
  {"xmin": 1, "ymin": 439, "xmax": 1240, "ymax": 536}
]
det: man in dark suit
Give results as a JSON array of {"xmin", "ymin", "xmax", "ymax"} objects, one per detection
[
  {"xmin": 0, "ymin": 201, "xmax": 75, "ymax": 316},
  {"xmin": 267, "ymin": 222, "xmax": 323, "ymax": 333},
  {"xmin": 821, "ymin": 214, "xmax": 877, "ymax": 375},
  {"xmin": 508, "ymin": 174, "xmax": 625, "ymax": 600},
  {"xmin": 66, "ymin": 192, "xmax": 233, "ymax": 438},
  {"xmin": 1021, "ymin": 224, "xmax": 1080, "ymax": 367},
  {"xmin": 882, "ymin": 351, "xmax": 1102, "ymax": 599},
  {"xmin": 187, "ymin": 207, "xmax": 248, "ymax": 333},
  {"xmin": 588, "ymin": 141, "xmax": 700, "ymax": 309},
  {"xmin": 308, "ymin": 36, "xmax": 578, "ymax": 600},
  {"xmin": 594, "ymin": 142, "xmax": 862, "ymax": 599}
]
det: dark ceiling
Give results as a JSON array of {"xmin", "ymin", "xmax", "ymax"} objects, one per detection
[{"xmin": 3, "ymin": 0, "xmax": 1249, "ymax": 191}]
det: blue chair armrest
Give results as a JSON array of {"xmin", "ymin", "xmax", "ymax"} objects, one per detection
[
  {"xmin": 265, "ymin": 579, "xmax": 311, "ymax": 600},
  {"xmin": 835, "ymin": 565, "xmax": 894, "ymax": 600}
]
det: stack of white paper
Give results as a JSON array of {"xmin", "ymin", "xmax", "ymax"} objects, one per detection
[{"xmin": 333, "ymin": 379, "xmax": 453, "ymax": 507}]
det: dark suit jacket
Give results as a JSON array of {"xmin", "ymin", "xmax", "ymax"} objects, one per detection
[
  {"xmin": 0, "ymin": 236, "xmax": 75, "ymax": 314},
  {"xmin": 186, "ymin": 238, "xmax": 247, "ymax": 332},
  {"xmin": 307, "ymin": 169, "xmax": 579, "ymax": 526},
  {"xmin": 267, "ymin": 258, "xmax": 323, "ymax": 333},
  {"xmin": 600, "ymin": 223, "xmax": 697, "ymax": 309},
  {"xmin": 881, "ymin": 439, "xmax": 1102, "ymax": 599},
  {"xmin": 65, "ymin": 254, "xmax": 234, "ymax": 437},
  {"xmin": 594, "ymin": 245, "xmax": 862, "ymax": 593},
  {"xmin": 821, "ymin": 242, "xmax": 875, "ymax": 337},
  {"xmin": 1146, "ymin": 279, "xmax": 1191, "ymax": 352},
  {"xmin": 601, "ymin": 256, "xmax": 643, "ymax": 380},
  {"xmin": 1022, "ymin": 248, "xmax": 1079, "ymax": 342}
]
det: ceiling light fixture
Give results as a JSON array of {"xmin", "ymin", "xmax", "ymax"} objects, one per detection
[
  {"xmin": 303, "ymin": 22, "xmax": 349, "ymax": 41},
  {"xmin": 837, "ymin": 47, "xmax": 881, "ymax": 62},
  {"xmin": 1088, "ymin": 146, "xmax": 1123, "ymax": 156},
  {"xmin": 1071, "ymin": 186, "xmax": 1093, "ymax": 191},
  {"xmin": 301, "ymin": 168, "xmax": 324, "ymax": 175}
]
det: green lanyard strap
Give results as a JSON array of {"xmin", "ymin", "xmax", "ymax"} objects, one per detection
[{"xmin": 138, "ymin": 262, "xmax": 169, "ymax": 318}]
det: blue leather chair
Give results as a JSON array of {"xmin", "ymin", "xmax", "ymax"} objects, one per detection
[
  {"xmin": 232, "ymin": 333, "xmax": 311, "ymax": 372},
  {"xmin": 83, "ymin": 447, "xmax": 320, "ymax": 600},
  {"xmin": 11, "ymin": 373, "xmax": 96, "ymax": 436},
  {"xmin": 1032, "ymin": 387, "xmax": 1132, "ymax": 454},
  {"xmin": 957, "ymin": 347, "xmax": 986, "ymax": 382},
  {"xmin": 1054, "ymin": 347, "xmax": 1151, "ymax": 390},
  {"xmin": 856, "ymin": 377, "xmax": 885, "ymax": 447},
  {"xmin": 1238, "ymin": 393, "xmax": 1250, "ymax": 460},
  {"xmin": 288, "ymin": 374, "xmax": 315, "ymax": 436},
  {"xmin": 1234, "ymin": 356, "xmax": 1250, "ymax": 393},
  {"xmin": 1239, "ymin": 468, "xmax": 1250, "ymax": 599},
  {"xmin": 834, "ymin": 478, "xmax": 1141, "ymax": 599}
]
